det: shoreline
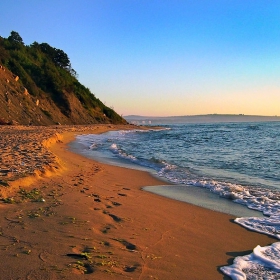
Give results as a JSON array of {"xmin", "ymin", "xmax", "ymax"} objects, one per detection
[{"xmin": 0, "ymin": 125, "xmax": 276, "ymax": 279}]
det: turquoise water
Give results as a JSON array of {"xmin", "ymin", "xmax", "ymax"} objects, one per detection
[{"xmin": 71, "ymin": 121, "xmax": 280, "ymax": 279}]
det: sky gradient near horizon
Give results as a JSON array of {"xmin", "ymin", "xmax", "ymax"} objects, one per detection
[{"xmin": 1, "ymin": 1, "xmax": 280, "ymax": 116}]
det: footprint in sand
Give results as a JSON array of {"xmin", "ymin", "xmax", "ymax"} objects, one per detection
[
  {"xmin": 108, "ymin": 213, "xmax": 122, "ymax": 222},
  {"xmin": 106, "ymin": 201, "xmax": 121, "ymax": 208},
  {"xmin": 112, "ymin": 238, "xmax": 137, "ymax": 251},
  {"xmin": 124, "ymin": 265, "xmax": 139, "ymax": 272},
  {"xmin": 66, "ymin": 253, "xmax": 94, "ymax": 274},
  {"xmin": 101, "ymin": 224, "xmax": 116, "ymax": 234},
  {"xmin": 102, "ymin": 210, "xmax": 122, "ymax": 223},
  {"xmin": 112, "ymin": 201, "xmax": 122, "ymax": 206},
  {"xmin": 117, "ymin": 193, "xmax": 127, "ymax": 197}
]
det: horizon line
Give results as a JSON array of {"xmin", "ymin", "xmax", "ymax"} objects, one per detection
[{"xmin": 124, "ymin": 113, "xmax": 280, "ymax": 118}]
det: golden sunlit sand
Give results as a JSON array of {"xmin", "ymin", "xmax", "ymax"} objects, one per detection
[{"xmin": 0, "ymin": 125, "xmax": 276, "ymax": 279}]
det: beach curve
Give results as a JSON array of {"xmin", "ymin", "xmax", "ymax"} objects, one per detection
[{"xmin": 0, "ymin": 125, "xmax": 276, "ymax": 279}]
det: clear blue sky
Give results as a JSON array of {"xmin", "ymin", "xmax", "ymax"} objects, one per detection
[{"xmin": 1, "ymin": 0, "xmax": 280, "ymax": 116}]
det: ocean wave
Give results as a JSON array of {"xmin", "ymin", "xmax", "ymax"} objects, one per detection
[
  {"xmin": 109, "ymin": 143, "xmax": 137, "ymax": 161},
  {"xmin": 220, "ymin": 242, "xmax": 280, "ymax": 280},
  {"xmin": 235, "ymin": 215, "xmax": 280, "ymax": 239},
  {"xmin": 247, "ymin": 124, "xmax": 260, "ymax": 130},
  {"xmin": 109, "ymin": 142, "xmax": 169, "ymax": 171},
  {"xmin": 158, "ymin": 167, "xmax": 280, "ymax": 216}
]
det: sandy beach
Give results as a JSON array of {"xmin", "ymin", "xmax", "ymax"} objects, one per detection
[{"xmin": 0, "ymin": 125, "xmax": 276, "ymax": 279}]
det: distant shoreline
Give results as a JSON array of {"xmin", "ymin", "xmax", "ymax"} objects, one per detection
[{"xmin": 125, "ymin": 114, "xmax": 280, "ymax": 124}]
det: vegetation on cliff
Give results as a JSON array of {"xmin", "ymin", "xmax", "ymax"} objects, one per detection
[{"xmin": 0, "ymin": 31, "xmax": 126, "ymax": 125}]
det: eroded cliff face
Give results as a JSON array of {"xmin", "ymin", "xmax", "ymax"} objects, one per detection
[
  {"xmin": 0, "ymin": 32, "xmax": 127, "ymax": 125},
  {"xmin": 0, "ymin": 66, "xmax": 126, "ymax": 125}
]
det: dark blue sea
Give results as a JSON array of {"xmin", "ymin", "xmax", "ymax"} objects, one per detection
[{"xmin": 70, "ymin": 121, "xmax": 280, "ymax": 279}]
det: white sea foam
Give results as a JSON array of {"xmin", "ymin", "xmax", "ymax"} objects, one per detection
[
  {"xmin": 110, "ymin": 143, "xmax": 118, "ymax": 150},
  {"xmin": 157, "ymin": 170, "xmax": 280, "ymax": 221},
  {"xmin": 109, "ymin": 143, "xmax": 137, "ymax": 161},
  {"xmin": 203, "ymin": 180, "xmax": 280, "ymax": 278},
  {"xmin": 158, "ymin": 168, "xmax": 280, "ymax": 278},
  {"xmin": 235, "ymin": 215, "xmax": 280, "ymax": 239},
  {"xmin": 220, "ymin": 242, "xmax": 280, "ymax": 279},
  {"xmin": 89, "ymin": 143, "xmax": 97, "ymax": 149}
]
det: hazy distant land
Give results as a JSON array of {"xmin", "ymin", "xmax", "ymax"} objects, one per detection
[{"xmin": 125, "ymin": 114, "xmax": 280, "ymax": 125}]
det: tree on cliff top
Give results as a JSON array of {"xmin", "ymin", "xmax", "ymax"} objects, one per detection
[
  {"xmin": 39, "ymin": 43, "xmax": 71, "ymax": 70},
  {"xmin": 8, "ymin": 31, "xmax": 24, "ymax": 45}
]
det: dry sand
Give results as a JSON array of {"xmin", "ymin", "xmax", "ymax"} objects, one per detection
[{"xmin": 0, "ymin": 125, "xmax": 276, "ymax": 279}]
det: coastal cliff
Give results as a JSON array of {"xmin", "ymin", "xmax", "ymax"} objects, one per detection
[{"xmin": 0, "ymin": 31, "xmax": 126, "ymax": 125}]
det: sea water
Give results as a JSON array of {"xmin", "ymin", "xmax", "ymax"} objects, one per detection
[{"xmin": 70, "ymin": 121, "xmax": 280, "ymax": 279}]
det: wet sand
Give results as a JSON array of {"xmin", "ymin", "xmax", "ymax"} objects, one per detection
[{"xmin": 0, "ymin": 125, "xmax": 276, "ymax": 279}]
